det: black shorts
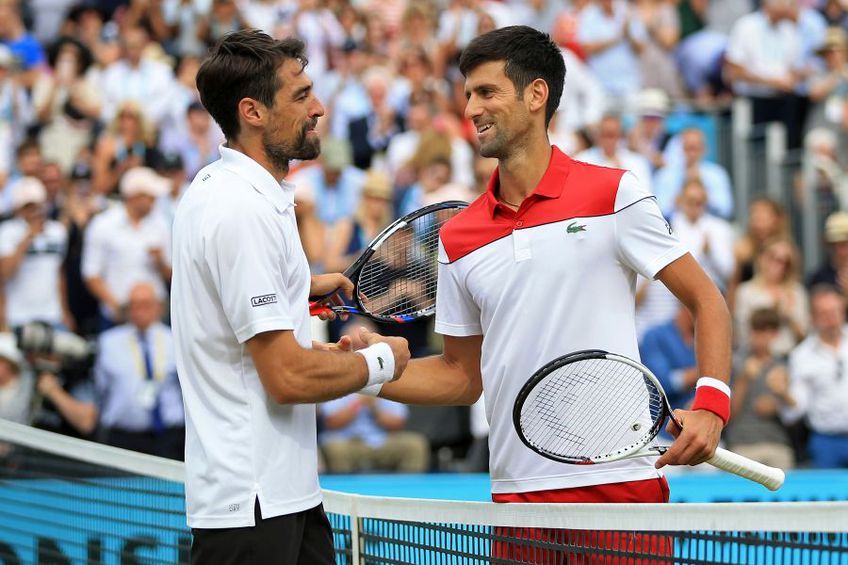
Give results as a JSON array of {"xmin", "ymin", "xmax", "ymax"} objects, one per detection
[{"xmin": 190, "ymin": 500, "xmax": 335, "ymax": 565}]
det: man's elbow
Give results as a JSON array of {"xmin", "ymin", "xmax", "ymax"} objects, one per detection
[
  {"xmin": 266, "ymin": 378, "xmax": 304, "ymax": 404},
  {"xmin": 264, "ymin": 368, "xmax": 319, "ymax": 404},
  {"xmin": 457, "ymin": 378, "xmax": 483, "ymax": 406}
]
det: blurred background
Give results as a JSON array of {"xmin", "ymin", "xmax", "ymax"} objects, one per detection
[{"xmin": 0, "ymin": 0, "xmax": 847, "ymax": 481}]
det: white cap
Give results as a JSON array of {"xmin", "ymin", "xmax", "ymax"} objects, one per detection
[
  {"xmin": 637, "ymin": 88, "xmax": 670, "ymax": 118},
  {"xmin": 11, "ymin": 177, "xmax": 47, "ymax": 209},
  {"xmin": 120, "ymin": 167, "xmax": 170, "ymax": 198},
  {"xmin": 0, "ymin": 333, "xmax": 22, "ymax": 372}
]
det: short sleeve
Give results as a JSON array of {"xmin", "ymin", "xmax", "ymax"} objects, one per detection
[
  {"xmin": 0, "ymin": 222, "xmax": 20, "ymax": 256},
  {"xmin": 434, "ymin": 238, "xmax": 482, "ymax": 336},
  {"xmin": 81, "ymin": 215, "xmax": 107, "ymax": 279},
  {"xmin": 614, "ymin": 172, "xmax": 686, "ymax": 279},
  {"xmin": 204, "ymin": 204, "xmax": 297, "ymax": 343}
]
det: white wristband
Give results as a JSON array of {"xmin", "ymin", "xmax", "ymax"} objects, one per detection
[
  {"xmin": 356, "ymin": 342, "xmax": 395, "ymax": 389},
  {"xmin": 360, "ymin": 383, "xmax": 384, "ymax": 397},
  {"xmin": 696, "ymin": 376, "xmax": 731, "ymax": 398}
]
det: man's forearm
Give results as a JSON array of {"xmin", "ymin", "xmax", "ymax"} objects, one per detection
[{"xmin": 379, "ymin": 354, "xmax": 482, "ymax": 406}]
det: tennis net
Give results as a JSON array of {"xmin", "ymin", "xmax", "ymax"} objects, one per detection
[{"xmin": 0, "ymin": 420, "xmax": 846, "ymax": 564}]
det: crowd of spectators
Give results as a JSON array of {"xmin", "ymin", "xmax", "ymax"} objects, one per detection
[{"xmin": 1, "ymin": 0, "xmax": 848, "ymax": 471}]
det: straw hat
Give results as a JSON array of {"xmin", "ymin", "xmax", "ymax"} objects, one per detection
[{"xmin": 825, "ymin": 211, "xmax": 848, "ymax": 243}]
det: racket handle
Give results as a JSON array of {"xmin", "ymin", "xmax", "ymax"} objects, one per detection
[
  {"xmin": 309, "ymin": 301, "xmax": 332, "ymax": 317},
  {"xmin": 706, "ymin": 447, "xmax": 785, "ymax": 491}
]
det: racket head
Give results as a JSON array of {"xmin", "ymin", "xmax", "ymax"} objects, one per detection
[
  {"xmin": 349, "ymin": 200, "xmax": 467, "ymax": 323},
  {"xmin": 513, "ymin": 350, "xmax": 672, "ymax": 464}
]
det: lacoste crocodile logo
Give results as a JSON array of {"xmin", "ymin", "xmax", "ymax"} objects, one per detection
[{"xmin": 567, "ymin": 222, "xmax": 587, "ymax": 234}]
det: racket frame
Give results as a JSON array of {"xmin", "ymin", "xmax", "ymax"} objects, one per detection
[
  {"xmin": 513, "ymin": 349, "xmax": 786, "ymax": 491},
  {"xmin": 310, "ymin": 200, "xmax": 468, "ymax": 323},
  {"xmin": 512, "ymin": 349, "xmax": 670, "ymax": 465}
]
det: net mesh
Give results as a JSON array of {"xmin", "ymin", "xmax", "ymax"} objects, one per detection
[
  {"xmin": 357, "ymin": 205, "xmax": 463, "ymax": 320},
  {"xmin": 519, "ymin": 357, "xmax": 665, "ymax": 463},
  {"xmin": 1, "ymin": 421, "xmax": 846, "ymax": 565}
]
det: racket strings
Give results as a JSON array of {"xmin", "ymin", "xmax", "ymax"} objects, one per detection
[
  {"xmin": 520, "ymin": 358, "xmax": 663, "ymax": 462},
  {"xmin": 357, "ymin": 209, "xmax": 459, "ymax": 318}
]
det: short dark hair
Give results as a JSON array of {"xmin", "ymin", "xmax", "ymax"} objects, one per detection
[
  {"xmin": 196, "ymin": 30, "xmax": 308, "ymax": 141},
  {"xmin": 749, "ymin": 308, "xmax": 781, "ymax": 331},
  {"xmin": 458, "ymin": 25, "xmax": 565, "ymax": 127},
  {"xmin": 810, "ymin": 283, "xmax": 846, "ymax": 305}
]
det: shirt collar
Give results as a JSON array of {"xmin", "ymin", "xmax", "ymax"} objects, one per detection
[
  {"xmin": 218, "ymin": 145, "xmax": 296, "ymax": 212},
  {"xmin": 483, "ymin": 145, "xmax": 571, "ymax": 218}
]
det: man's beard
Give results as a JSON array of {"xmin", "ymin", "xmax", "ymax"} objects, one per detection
[{"xmin": 263, "ymin": 121, "xmax": 320, "ymax": 171}]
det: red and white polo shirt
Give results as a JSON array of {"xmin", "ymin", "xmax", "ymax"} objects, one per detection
[{"xmin": 435, "ymin": 146, "xmax": 687, "ymax": 494}]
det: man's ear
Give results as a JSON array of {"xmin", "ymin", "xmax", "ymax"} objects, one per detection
[
  {"xmin": 527, "ymin": 78, "xmax": 549, "ymax": 116},
  {"xmin": 237, "ymin": 97, "xmax": 265, "ymax": 130}
]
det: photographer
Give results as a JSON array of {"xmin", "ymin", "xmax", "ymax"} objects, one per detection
[
  {"xmin": 0, "ymin": 332, "xmax": 31, "ymax": 424},
  {"xmin": 14, "ymin": 322, "xmax": 97, "ymax": 438}
]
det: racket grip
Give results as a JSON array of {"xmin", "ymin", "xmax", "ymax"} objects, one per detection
[
  {"xmin": 707, "ymin": 447, "xmax": 785, "ymax": 491},
  {"xmin": 309, "ymin": 301, "xmax": 332, "ymax": 317}
]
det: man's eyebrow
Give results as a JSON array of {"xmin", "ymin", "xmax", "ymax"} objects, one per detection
[
  {"xmin": 293, "ymin": 83, "xmax": 313, "ymax": 98},
  {"xmin": 465, "ymin": 83, "xmax": 498, "ymax": 96}
]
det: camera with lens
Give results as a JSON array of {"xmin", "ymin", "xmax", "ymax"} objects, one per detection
[{"xmin": 13, "ymin": 322, "xmax": 95, "ymax": 375}]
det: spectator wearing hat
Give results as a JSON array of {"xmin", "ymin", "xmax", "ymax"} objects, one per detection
[
  {"xmin": 628, "ymin": 88, "xmax": 673, "ymax": 172},
  {"xmin": 807, "ymin": 27, "xmax": 848, "ymax": 162},
  {"xmin": 653, "ymin": 127, "xmax": 734, "ymax": 220},
  {"xmin": 32, "ymin": 36, "xmax": 101, "ymax": 175},
  {"xmin": 290, "ymin": 137, "xmax": 365, "ymax": 268},
  {"xmin": 0, "ymin": 43, "xmax": 33, "ymax": 180},
  {"xmin": 0, "ymin": 331, "xmax": 31, "ymax": 423},
  {"xmin": 82, "ymin": 167, "xmax": 171, "ymax": 329},
  {"xmin": 808, "ymin": 210, "xmax": 848, "ymax": 293},
  {"xmin": 154, "ymin": 152, "xmax": 189, "ymax": 229},
  {"xmin": 324, "ymin": 169, "xmax": 394, "ymax": 274},
  {"xmin": 0, "ymin": 177, "xmax": 72, "ymax": 330}
]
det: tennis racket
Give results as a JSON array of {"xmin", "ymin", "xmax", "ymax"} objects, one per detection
[
  {"xmin": 513, "ymin": 349, "xmax": 785, "ymax": 491},
  {"xmin": 309, "ymin": 200, "xmax": 468, "ymax": 323}
]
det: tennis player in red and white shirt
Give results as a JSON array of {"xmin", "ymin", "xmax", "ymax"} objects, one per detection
[{"xmin": 370, "ymin": 25, "xmax": 733, "ymax": 559}]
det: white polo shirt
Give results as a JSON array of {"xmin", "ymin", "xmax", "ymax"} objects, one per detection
[
  {"xmin": 0, "ymin": 218, "xmax": 67, "ymax": 327},
  {"xmin": 725, "ymin": 11, "xmax": 801, "ymax": 98},
  {"xmin": 171, "ymin": 146, "xmax": 319, "ymax": 528},
  {"xmin": 81, "ymin": 205, "xmax": 171, "ymax": 309},
  {"xmin": 436, "ymin": 147, "xmax": 687, "ymax": 494}
]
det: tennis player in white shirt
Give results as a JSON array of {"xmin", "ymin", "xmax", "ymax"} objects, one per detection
[{"xmin": 171, "ymin": 30, "xmax": 410, "ymax": 565}]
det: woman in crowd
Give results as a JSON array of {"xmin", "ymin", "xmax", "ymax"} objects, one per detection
[
  {"xmin": 90, "ymin": 101, "xmax": 160, "ymax": 195},
  {"xmin": 734, "ymin": 237, "xmax": 810, "ymax": 357}
]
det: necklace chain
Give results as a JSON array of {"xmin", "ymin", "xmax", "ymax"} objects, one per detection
[{"xmin": 498, "ymin": 194, "xmax": 520, "ymax": 207}]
